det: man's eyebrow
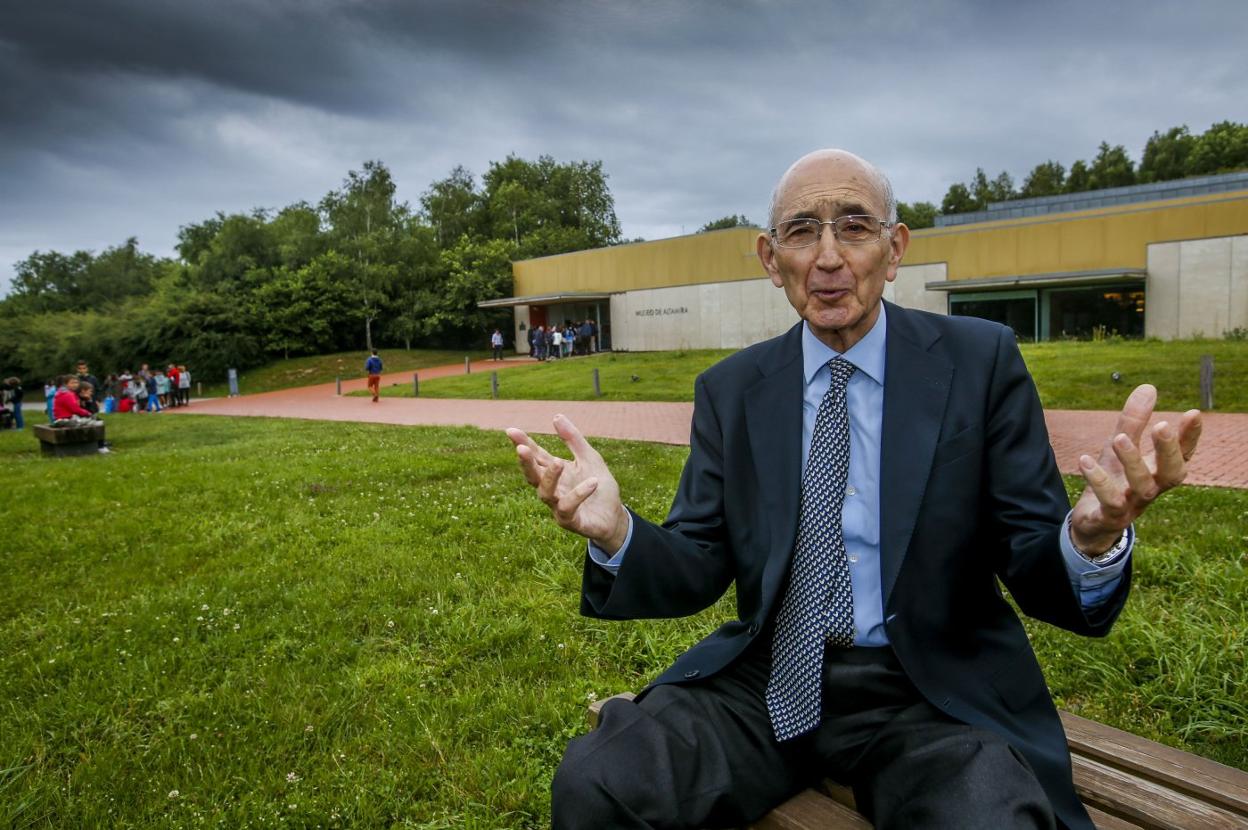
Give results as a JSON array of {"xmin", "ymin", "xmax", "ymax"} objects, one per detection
[{"xmin": 781, "ymin": 202, "xmax": 872, "ymax": 222}]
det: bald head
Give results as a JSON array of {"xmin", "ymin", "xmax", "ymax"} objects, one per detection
[{"xmin": 767, "ymin": 149, "xmax": 897, "ymax": 229}]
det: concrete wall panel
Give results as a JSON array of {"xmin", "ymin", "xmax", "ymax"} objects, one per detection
[
  {"xmin": 892, "ymin": 263, "xmax": 948, "ymax": 315},
  {"xmin": 1232, "ymin": 236, "xmax": 1248, "ymax": 334},
  {"xmin": 1146, "ymin": 242, "xmax": 1181, "ymax": 339},
  {"xmin": 1177, "ymin": 238, "xmax": 1231, "ymax": 337}
]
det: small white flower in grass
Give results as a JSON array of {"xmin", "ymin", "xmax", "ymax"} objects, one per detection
[
  {"xmin": 168, "ymin": 790, "xmax": 180, "ymax": 799},
  {"xmin": 200, "ymin": 604, "xmax": 209, "ymax": 611},
  {"xmin": 304, "ymin": 724, "xmax": 314, "ymax": 733},
  {"xmin": 587, "ymin": 692, "xmax": 598, "ymax": 702},
  {"xmin": 173, "ymin": 637, "xmax": 180, "ymax": 643},
  {"xmin": 233, "ymin": 623, "xmax": 240, "ymax": 631},
  {"xmin": 196, "ymin": 616, "xmax": 204, "ymax": 622},
  {"xmin": 222, "ymin": 608, "xmax": 232, "ymax": 616},
  {"xmin": 286, "ymin": 771, "xmax": 300, "ymax": 783},
  {"xmin": 189, "ymin": 734, "xmax": 197, "ymax": 740},
  {"xmin": 386, "ymin": 620, "xmax": 395, "ymax": 628},
  {"xmin": 557, "ymin": 643, "xmax": 565, "ymax": 649}
]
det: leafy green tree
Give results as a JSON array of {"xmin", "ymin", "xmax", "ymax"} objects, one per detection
[
  {"xmin": 1138, "ymin": 126, "xmax": 1196, "ymax": 183},
  {"xmin": 940, "ymin": 182, "xmax": 979, "ymax": 214},
  {"xmin": 1021, "ymin": 161, "xmax": 1066, "ymax": 197},
  {"xmin": 1065, "ymin": 159, "xmax": 1091, "ymax": 193},
  {"xmin": 896, "ymin": 202, "xmax": 937, "ymax": 229},
  {"xmin": 970, "ymin": 168, "xmax": 993, "ymax": 207},
  {"xmin": 320, "ymin": 160, "xmax": 410, "ymax": 350},
  {"xmin": 422, "ymin": 165, "xmax": 479, "ymax": 247},
  {"xmin": 988, "ymin": 171, "xmax": 1016, "ymax": 203},
  {"xmin": 699, "ymin": 214, "xmax": 753, "ymax": 232},
  {"xmin": 1187, "ymin": 120, "xmax": 1248, "ymax": 175},
  {"xmin": 7, "ymin": 249, "xmax": 93, "ymax": 314},
  {"xmin": 1088, "ymin": 142, "xmax": 1136, "ymax": 190}
]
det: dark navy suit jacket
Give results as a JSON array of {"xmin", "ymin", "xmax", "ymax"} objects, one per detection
[{"xmin": 579, "ymin": 301, "xmax": 1130, "ymax": 829}]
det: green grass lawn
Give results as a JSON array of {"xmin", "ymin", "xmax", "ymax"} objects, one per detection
[
  {"xmin": 360, "ymin": 339, "xmax": 1248, "ymax": 412},
  {"xmin": 2, "ymin": 416, "xmax": 1243, "ymax": 827},
  {"xmin": 198, "ymin": 350, "xmax": 491, "ymax": 398},
  {"xmin": 366, "ymin": 350, "xmax": 735, "ymax": 403}
]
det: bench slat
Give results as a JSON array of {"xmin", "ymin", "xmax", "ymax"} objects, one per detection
[
  {"xmin": 1062, "ymin": 711, "xmax": 1248, "ymax": 819},
  {"xmin": 746, "ymin": 788, "xmax": 871, "ymax": 830},
  {"xmin": 1071, "ymin": 754, "xmax": 1248, "ymax": 830},
  {"xmin": 1086, "ymin": 804, "xmax": 1145, "ymax": 829}
]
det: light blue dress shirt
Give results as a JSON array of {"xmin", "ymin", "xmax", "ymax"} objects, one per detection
[{"xmin": 590, "ymin": 306, "xmax": 1131, "ymax": 643}]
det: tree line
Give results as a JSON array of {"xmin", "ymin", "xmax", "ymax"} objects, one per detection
[
  {"xmin": 0, "ymin": 156, "xmax": 622, "ymax": 384},
  {"xmin": 896, "ymin": 121, "xmax": 1248, "ymax": 229}
]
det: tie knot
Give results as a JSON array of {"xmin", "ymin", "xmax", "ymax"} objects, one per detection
[{"xmin": 826, "ymin": 358, "xmax": 856, "ymax": 389}]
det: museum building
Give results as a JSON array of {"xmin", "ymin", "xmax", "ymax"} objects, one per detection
[{"xmin": 481, "ymin": 172, "xmax": 1248, "ymax": 353}]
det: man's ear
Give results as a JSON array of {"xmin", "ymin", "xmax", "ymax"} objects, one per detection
[
  {"xmin": 885, "ymin": 223, "xmax": 911, "ymax": 282},
  {"xmin": 757, "ymin": 232, "xmax": 784, "ymax": 288}
]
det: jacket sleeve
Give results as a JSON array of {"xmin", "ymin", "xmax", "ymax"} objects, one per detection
[
  {"xmin": 581, "ymin": 373, "xmax": 737, "ymax": 620},
  {"xmin": 984, "ymin": 328, "xmax": 1130, "ymax": 636}
]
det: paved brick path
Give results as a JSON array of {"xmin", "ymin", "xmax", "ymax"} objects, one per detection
[{"xmin": 173, "ymin": 359, "xmax": 1248, "ymax": 489}]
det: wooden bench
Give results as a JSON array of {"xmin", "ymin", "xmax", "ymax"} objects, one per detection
[
  {"xmin": 34, "ymin": 422, "xmax": 105, "ymax": 457},
  {"xmin": 588, "ymin": 693, "xmax": 1248, "ymax": 829}
]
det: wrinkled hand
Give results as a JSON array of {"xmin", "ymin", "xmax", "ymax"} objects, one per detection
[
  {"xmin": 506, "ymin": 414, "xmax": 631, "ymax": 553},
  {"xmin": 1070, "ymin": 384, "xmax": 1202, "ymax": 554}
]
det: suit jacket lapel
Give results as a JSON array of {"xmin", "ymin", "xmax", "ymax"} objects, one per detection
[
  {"xmin": 879, "ymin": 303, "xmax": 953, "ymax": 609},
  {"xmin": 745, "ymin": 323, "xmax": 804, "ymax": 613}
]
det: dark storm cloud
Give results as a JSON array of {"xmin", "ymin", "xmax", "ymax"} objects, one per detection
[{"xmin": 2, "ymin": 0, "xmax": 1247, "ymax": 288}]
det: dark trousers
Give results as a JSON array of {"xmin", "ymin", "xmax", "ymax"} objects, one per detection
[{"xmin": 552, "ymin": 642, "xmax": 1055, "ymax": 830}]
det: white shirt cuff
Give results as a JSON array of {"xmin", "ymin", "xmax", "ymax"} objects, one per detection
[
  {"xmin": 587, "ymin": 511, "xmax": 634, "ymax": 575},
  {"xmin": 1060, "ymin": 511, "xmax": 1132, "ymax": 602}
]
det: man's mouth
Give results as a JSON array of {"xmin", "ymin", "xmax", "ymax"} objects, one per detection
[{"xmin": 810, "ymin": 287, "xmax": 849, "ymax": 301}]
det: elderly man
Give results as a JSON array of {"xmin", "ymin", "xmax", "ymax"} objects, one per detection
[{"xmin": 507, "ymin": 150, "xmax": 1201, "ymax": 830}]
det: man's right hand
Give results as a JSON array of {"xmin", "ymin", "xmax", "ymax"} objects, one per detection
[{"xmin": 506, "ymin": 414, "xmax": 631, "ymax": 554}]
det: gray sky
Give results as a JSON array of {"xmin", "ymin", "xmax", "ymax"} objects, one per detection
[{"xmin": 2, "ymin": 0, "xmax": 1246, "ymax": 292}]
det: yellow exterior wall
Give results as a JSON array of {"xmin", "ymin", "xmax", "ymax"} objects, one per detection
[
  {"xmin": 513, "ymin": 226, "xmax": 765, "ymax": 297},
  {"xmin": 511, "ymin": 191, "xmax": 1248, "ymax": 296},
  {"xmin": 905, "ymin": 190, "xmax": 1248, "ymax": 281}
]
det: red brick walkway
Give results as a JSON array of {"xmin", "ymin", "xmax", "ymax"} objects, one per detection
[{"xmin": 173, "ymin": 360, "xmax": 1248, "ymax": 489}]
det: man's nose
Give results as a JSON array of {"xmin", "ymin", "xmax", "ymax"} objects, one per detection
[{"xmin": 813, "ymin": 226, "xmax": 846, "ymax": 269}]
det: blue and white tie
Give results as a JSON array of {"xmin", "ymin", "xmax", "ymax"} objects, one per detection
[{"xmin": 766, "ymin": 357, "xmax": 856, "ymax": 742}]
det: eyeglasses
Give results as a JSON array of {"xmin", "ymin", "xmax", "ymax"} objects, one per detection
[{"xmin": 770, "ymin": 215, "xmax": 893, "ymax": 248}]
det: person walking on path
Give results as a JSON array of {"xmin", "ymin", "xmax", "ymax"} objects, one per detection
[
  {"xmin": 491, "ymin": 329, "xmax": 504, "ymax": 361},
  {"xmin": 365, "ymin": 350, "xmax": 383, "ymax": 402}
]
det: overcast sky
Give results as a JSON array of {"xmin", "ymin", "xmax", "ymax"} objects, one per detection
[{"xmin": 2, "ymin": 0, "xmax": 1246, "ymax": 292}]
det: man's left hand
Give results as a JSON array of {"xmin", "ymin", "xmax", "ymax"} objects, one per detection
[{"xmin": 1070, "ymin": 384, "xmax": 1202, "ymax": 555}]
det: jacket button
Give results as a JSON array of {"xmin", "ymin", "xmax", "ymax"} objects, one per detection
[
  {"xmin": 683, "ymin": 670, "xmax": 700, "ymax": 679},
  {"xmin": 748, "ymin": 623, "xmax": 759, "ymax": 636}
]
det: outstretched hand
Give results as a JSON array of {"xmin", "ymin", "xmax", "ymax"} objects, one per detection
[
  {"xmin": 1070, "ymin": 384, "xmax": 1202, "ymax": 554},
  {"xmin": 506, "ymin": 414, "xmax": 631, "ymax": 553}
]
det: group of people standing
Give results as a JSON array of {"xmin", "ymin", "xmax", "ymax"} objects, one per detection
[
  {"xmin": 44, "ymin": 361, "xmax": 192, "ymax": 422},
  {"xmin": 527, "ymin": 319, "xmax": 598, "ymax": 361}
]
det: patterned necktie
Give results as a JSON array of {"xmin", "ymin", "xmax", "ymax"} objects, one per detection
[{"xmin": 766, "ymin": 357, "xmax": 856, "ymax": 742}]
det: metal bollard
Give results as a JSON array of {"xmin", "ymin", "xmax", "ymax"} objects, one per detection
[
  {"xmin": 593, "ymin": 367, "xmax": 602, "ymax": 397},
  {"xmin": 1200, "ymin": 355, "xmax": 1214, "ymax": 410},
  {"xmin": 336, "ymin": 376, "xmax": 341, "ymax": 396},
  {"xmin": 465, "ymin": 356, "xmax": 471, "ymax": 375},
  {"xmin": 491, "ymin": 372, "xmax": 499, "ymax": 400},
  {"xmin": 413, "ymin": 373, "xmax": 419, "ymax": 397}
]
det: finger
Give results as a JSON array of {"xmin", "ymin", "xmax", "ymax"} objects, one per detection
[
  {"xmin": 1110, "ymin": 384, "xmax": 1157, "ymax": 450},
  {"xmin": 1150, "ymin": 421, "xmax": 1187, "ymax": 490},
  {"xmin": 553, "ymin": 413, "xmax": 601, "ymax": 463},
  {"xmin": 537, "ymin": 457, "xmax": 565, "ymax": 506},
  {"xmin": 1079, "ymin": 454, "xmax": 1129, "ymax": 522},
  {"xmin": 513, "ymin": 444, "xmax": 546, "ymax": 487},
  {"xmin": 1110, "ymin": 433, "xmax": 1158, "ymax": 504},
  {"xmin": 553, "ymin": 477, "xmax": 600, "ymax": 524},
  {"xmin": 506, "ymin": 427, "xmax": 557, "ymax": 466},
  {"xmin": 1177, "ymin": 410, "xmax": 1203, "ymax": 462}
]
